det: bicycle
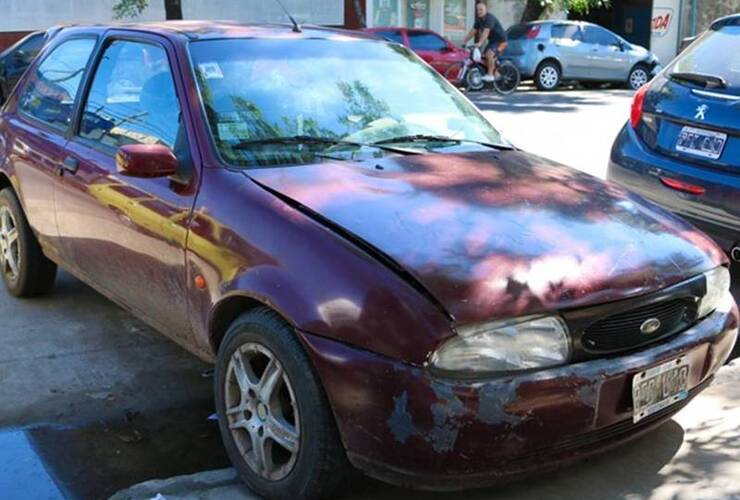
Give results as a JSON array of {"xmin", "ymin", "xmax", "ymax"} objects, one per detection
[{"xmin": 445, "ymin": 47, "xmax": 520, "ymax": 95}]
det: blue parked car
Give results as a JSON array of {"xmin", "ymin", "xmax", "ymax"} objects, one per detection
[{"xmin": 608, "ymin": 14, "xmax": 740, "ymax": 262}]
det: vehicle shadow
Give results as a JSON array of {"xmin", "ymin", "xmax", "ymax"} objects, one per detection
[
  {"xmin": 469, "ymin": 87, "xmax": 633, "ymax": 114},
  {"xmin": 341, "ymin": 420, "xmax": 685, "ymax": 499}
]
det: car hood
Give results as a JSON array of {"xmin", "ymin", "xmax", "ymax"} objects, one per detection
[{"xmin": 247, "ymin": 149, "xmax": 725, "ymax": 325}]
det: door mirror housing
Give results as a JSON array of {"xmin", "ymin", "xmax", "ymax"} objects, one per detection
[{"xmin": 116, "ymin": 144, "xmax": 179, "ymax": 178}]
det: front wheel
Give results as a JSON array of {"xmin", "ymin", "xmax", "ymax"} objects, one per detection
[
  {"xmin": 493, "ymin": 61, "xmax": 521, "ymax": 95},
  {"xmin": 215, "ymin": 308, "xmax": 349, "ymax": 499},
  {"xmin": 628, "ymin": 64, "xmax": 650, "ymax": 90}
]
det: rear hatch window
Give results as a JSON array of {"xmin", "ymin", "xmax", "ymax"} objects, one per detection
[
  {"xmin": 506, "ymin": 24, "xmax": 541, "ymax": 55},
  {"xmin": 668, "ymin": 25, "xmax": 740, "ymax": 96},
  {"xmin": 644, "ymin": 25, "xmax": 740, "ymax": 170}
]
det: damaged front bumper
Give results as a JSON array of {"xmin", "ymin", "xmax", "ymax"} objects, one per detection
[{"xmin": 299, "ymin": 304, "xmax": 738, "ymax": 490}]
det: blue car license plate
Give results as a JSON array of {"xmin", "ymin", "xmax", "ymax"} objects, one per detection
[{"xmin": 676, "ymin": 126, "xmax": 727, "ymax": 160}]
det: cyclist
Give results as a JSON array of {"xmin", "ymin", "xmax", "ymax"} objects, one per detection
[{"xmin": 462, "ymin": 2, "xmax": 507, "ymax": 83}]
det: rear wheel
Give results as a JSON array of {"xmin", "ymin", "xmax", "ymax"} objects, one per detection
[
  {"xmin": 0, "ymin": 188, "xmax": 57, "ymax": 297},
  {"xmin": 493, "ymin": 61, "xmax": 521, "ymax": 95},
  {"xmin": 628, "ymin": 64, "xmax": 650, "ymax": 90},
  {"xmin": 535, "ymin": 61, "xmax": 561, "ymax": 91},
  {"xmin": 215, "ymin": 308, "xmax": 348, "ymax": 499}
]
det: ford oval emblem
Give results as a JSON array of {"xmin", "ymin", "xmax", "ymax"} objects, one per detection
[{"xmin": 640, "ymin": 318, "xmax": 662, "ymax": 335}]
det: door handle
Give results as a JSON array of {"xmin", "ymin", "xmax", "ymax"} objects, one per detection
[{"xmin": 59, "ymin": 156, "xmax": 79, "ymax": 176}]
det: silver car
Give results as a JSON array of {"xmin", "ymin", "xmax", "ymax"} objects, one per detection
[{"xmin": 503, "ymin": 21, "xmax": 661, "ymax": 90}]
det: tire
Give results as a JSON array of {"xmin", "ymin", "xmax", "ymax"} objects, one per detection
[
  {"xmin": 0, "ymin": 187, "xmax": 57, "ymax": 297},
  {"xmin": 466, "ymin": 65, "xmax": 485, "ymax": 92},
  {"xmin": 628, "ymin": 64, "xmax": 650, "ymax": 90},
  {"xmin": 493, "ymin": 61, "xmax": 521, "ymax": 95},
  {"xmin": 535, "ymin": 60, "xmax": 561, "ymax": 91},
  {"xmin": 215, "ymin": 307, "xmax": 349, "ymax": 499}
]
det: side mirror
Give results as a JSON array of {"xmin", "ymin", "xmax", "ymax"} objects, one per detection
[
  {"xmin": 116, "ymin": 144, "xmax": 178, "ymax": 178},
  {"xmin": 616, "ymin": 40, "xmax": 625, "ymax": 51}
]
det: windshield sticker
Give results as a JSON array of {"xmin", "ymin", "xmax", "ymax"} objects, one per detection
[
  {"xmin": 218, "ymin": 122, "xmax": 250, "ymax": 142},
  {"xmin": 199, "ymin": 62, "xmax": 224, "ymax": 80}
]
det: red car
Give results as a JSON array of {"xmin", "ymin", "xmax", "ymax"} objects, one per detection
[
  {"xmin": 363, "ymin": 27, "xmax": 468, "ymax": 81},
  {"xmin": 0, "ymin": 22, "xmax": 736, "ymax": 499}
]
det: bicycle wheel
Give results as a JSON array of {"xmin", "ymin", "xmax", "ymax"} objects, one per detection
[
  {"xmin": 493, "ymin": 61, "xmax": 520, "ymax": 95},
  {"xmin": 443, "ymin": 62, "xmax": 466, "ymax": 88}
]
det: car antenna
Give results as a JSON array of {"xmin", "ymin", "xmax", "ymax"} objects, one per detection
[{"xmin": 274, "ymin": 0, "xmax": 302, "ymax": 33}]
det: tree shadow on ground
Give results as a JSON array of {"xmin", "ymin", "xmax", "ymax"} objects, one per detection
[{"xmin": 469, "ymin": 87, "xmax": 633, "ymax": 114}]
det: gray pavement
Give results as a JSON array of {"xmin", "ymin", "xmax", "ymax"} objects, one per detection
[{"xmin": 472, "ymin": 85, "xmax": 633, "ymax": 179}]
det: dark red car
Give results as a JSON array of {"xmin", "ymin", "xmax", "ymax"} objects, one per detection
[
  {"xmin": 0, "ymin": 22, "xmax": 736, "ymax": 499},
  {"xmin": 362, "ymin": 27, "xmax": 468, "ymax": 81}
]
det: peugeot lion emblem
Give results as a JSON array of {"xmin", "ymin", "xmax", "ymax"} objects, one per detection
[
  {"xmin": 695, "ymin": 104, "xmax": 708, "ymax": 121},
  {"xmin": 640, "ymin": 318, "xmax": 662, "ymax": 335}
]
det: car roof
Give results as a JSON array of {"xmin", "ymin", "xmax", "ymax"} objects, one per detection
[{"xmin": 59, "ymin": 21, "xmax": 379, "ymax": 44}]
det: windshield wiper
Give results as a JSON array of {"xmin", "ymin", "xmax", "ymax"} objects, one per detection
[
  {"xmin": 372, "ymin": 134, "xmax": 512, "ymax": 150},
  {"xmin": 231, "ymin": 135, "xmax": 417, "ymax": 155},
  {"xmin": 669, "ymin": 72, "xmax": 727, "ymax": 89}
]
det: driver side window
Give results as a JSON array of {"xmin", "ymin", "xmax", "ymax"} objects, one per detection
[{"xmin": 79, "ymin": 39, "xmax": 182, "ymax": 151}]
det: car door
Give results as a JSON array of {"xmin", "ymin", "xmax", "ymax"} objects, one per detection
[
  {"xmin": 583, "ymin": 25, "xmax": 629, "ymax": 80},
  {"xmin": 407, "ymin": 31, "xmax": 455, "ymax": 73},
  {"xmin": 550, "ymin": 24, "xmax": 590, "ymax": 78},
  {"xmin": 54, "ymin": 34, "xmax": 197, "ymax": 340},
  {"xmin": 2, "ymin": 37, "xmax": 97, "ymax": 262}
]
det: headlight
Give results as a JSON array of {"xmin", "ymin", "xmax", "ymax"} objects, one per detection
[
  {"xmin": 697, "ymin": 266, "xmax": 731, "ymax": 318},
  {"xmin": 430, "ymin": 316, "xmax": 571, "ymax": 375}
]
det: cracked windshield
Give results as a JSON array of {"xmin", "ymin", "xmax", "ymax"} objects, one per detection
[{"xmin": 189, "ymin": 38, "xmax": 504, "ymax": 167}]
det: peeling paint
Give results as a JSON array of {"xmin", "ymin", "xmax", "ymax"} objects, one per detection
[
  {"xmin": 576, "ymin": 382, "xmax": 600, "ymax": 409},
  {"xmin": 387, "ymin": 391, "xmax": 418, "ymax": 443},
  {"xmin": 478, "ymin": 380, "xmax": 523, "ymax": 426},
  {"xmin": 427, "ymin": 382, "xmax": 468, "ymax": 453}
]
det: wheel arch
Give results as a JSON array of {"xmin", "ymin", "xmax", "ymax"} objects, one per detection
[
  {"xmin": 208, "ymin": 292, "xmax": 282, "ymax": 356},
  {"xmin": 537, "ymin": 57, "xmax": 562, "ymax": 74}
]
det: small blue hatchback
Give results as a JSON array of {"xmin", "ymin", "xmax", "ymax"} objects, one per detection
[{"xmin": 608, "ymin": 14, "xmax": 740, "ymax": 261}]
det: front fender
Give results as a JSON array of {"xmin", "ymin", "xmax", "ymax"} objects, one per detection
[{"xmin": 187, "ymin": 167, "xmax": 453, "ymax": 364}]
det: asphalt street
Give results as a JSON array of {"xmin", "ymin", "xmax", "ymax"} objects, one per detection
[{"xmin": 0, "ymin": 86, "xmax": 737, "ymax": 500}]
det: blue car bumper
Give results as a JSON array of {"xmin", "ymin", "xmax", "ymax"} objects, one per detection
[{"xmin": 608, "ymin": 124, "xmax": 740, "ymax": 253}]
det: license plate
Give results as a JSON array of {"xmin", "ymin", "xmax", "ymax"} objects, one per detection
[
  {"xmin": 632, "ymin": 357, "xmax": 690, "ymax": 423},
  {"xmin": 675, "ymin": 126, "xmax": 727, "ymax": 160}
]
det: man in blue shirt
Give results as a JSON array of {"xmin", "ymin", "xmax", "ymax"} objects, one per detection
[{"xmin": 462, "ymin": 2, "xmax": 508, "ymax": 82}]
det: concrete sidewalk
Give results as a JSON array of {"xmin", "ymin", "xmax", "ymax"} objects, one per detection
[{"xmin": 111, "ymin": 360, "xmax": 740, "ymax": 500}]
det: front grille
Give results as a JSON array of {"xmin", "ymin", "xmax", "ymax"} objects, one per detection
[{"xmin": 581, "ymin": 298, "xmax": 697, "ymax": 353}]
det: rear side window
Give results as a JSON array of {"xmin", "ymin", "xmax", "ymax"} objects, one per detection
[
  {"xmin": 79, "ymin": 40, "xmax": 182, "ymax": 150},
  {"xmin": 18, "ymin": 38, "xmax": 96, "ymax": 130},
  {"xmin": 16, "ymin": 33, "xmax": 44, "ymax": 58},
  {"xmin": 408, "ymin": 32, "xmax": 447, "ymax": 51},
  {"xmin": 668, "ymin": 26, "xmax": 740, "ymax": 95},
  {"xmin": 375, "ymin": 30, "xmax": 404, "ymax": 44},
  {"xmin": 552, "ymin": 24, "xmax": 582, "ymax": 41}
]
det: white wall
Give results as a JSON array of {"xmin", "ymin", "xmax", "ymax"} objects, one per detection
[
  {"xmin": 0, "ymin": 0, "xmax": 342, "ymax": 32},
  {"xmin": 182, "ymin": 0, "xmax": 343, "ymax": 25},
  {"xmin": 0, "ymin": 0, "xmax": 165, "ymax": 30}
]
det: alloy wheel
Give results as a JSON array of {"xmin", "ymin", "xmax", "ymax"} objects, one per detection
[
  {"xmin": 225, "ymin": 342, "xmax": 300, "ymax": 481},
  {"xmin": 630, "ymin": 68, "xmax": 649, "ymax": 90},
  {"xmin": 539, "ymin": 65, "xmax": 559, "ymax": 89},
  {"xmin": 0, "ymin": 206, "xmax": 20, "ymax": 282}
]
